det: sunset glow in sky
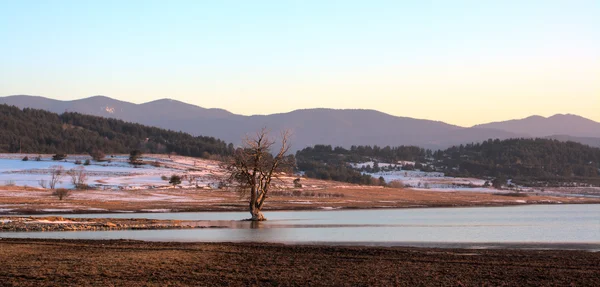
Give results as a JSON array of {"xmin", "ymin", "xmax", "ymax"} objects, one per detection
[{"xmin": 1, "ymin": 0, "xmax": 598, "ymax": 126}]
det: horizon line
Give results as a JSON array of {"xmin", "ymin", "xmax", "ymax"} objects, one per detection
[{"xmin": 1, "ymin": 94, "xmax": 597, "ymax": 128}]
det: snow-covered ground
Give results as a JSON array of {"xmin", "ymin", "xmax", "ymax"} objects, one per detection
[
  {"xmin": 0, "ymin": 154, "xmax": 225, "ymax": 190},
  {"xmin": 368, "ymin": 169, "xmax": 489, "ymax": 190},
  {"xmin": 0, "ymin": 153, "xmax": 351, "ymax": 192},
  {"xmin": 350, "ymin": 160, "xmax": 494, "ymax": 192}
]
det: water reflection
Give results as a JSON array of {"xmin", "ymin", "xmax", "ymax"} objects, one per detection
[{"xmin": 2, "ymin": 205, "xmax": 599, "ymax": 248}]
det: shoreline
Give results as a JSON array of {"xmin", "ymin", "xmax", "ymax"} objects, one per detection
[
  {"xmin": 2, "ymin": 235, "xmax": 598, "ymax": 252},
  {"xmin": 1, "ymin": 239, "xmax": 599, "ymax": 286},
  {"xmin": 0, "ymin": 216, "xmax": 226, "ymax": 232}
]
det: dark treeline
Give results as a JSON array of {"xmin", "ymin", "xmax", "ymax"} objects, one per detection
[
  {"xmin": 0, "ymin": 104, "xmax": 233, "ymax": 158},
  {"xmin": 296, "ymin": 139, "xmax": 600, "ymax": 186},
  {"xmin": 296, "ymin": 145, "xmax": 429, "ymax": 164},
  {"xmin": 295, "ymin": 145, "xmax": 375, "ymax": 185}
]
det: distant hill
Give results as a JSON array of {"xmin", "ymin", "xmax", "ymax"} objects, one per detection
[
  {"xmin": 2, "ymin": 95, "xmax": 598, "ymax": 150},
  {"xmin": 473, "ymin": 114, "xmax": 600, "ymax": 138},
  {"xmin": 0, "ymin": 104, "xmax": 232, "ymax": 157},
  {"xmin": 0, "ymin": 95, "xmax": 233, "ymax": 124}
]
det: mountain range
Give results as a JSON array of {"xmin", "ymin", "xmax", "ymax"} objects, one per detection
[{"xmin": 2, "ymin": 95, "xmax": 599, "ymax": 150}]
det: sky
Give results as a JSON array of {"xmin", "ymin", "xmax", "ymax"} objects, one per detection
[{"xmin": 0, "ymin": 0, "xmax": 598, "ymax": 127}]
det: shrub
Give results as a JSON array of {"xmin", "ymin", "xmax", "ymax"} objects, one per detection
[
  {"xmin": 83, "ymin": 159, "xmax": 91, "ymax": 166},
  {"xmin": 34, "ymin": 155, "xmax": 42, "ymax": 161},
  {"xmin": 74, "ymin": 160, "xmax": 82, "ymax": 165},
  {"xmin": 89, "ymin": 149, "xmax": 105, "ymax": 161},
  {"xmin": 492, "ymin": 177, "xmax": 506, "ymax": 189},
  {"xmin": 54, "ymin": 188, "xmax": 70, "ymax": 200},
  {"xmin": 129, "ymin": 150, "xmax": 143, "ymax": 165},
  {"xmin": 401, "ymin": 164, "xmax": 415, "ymax": 171},
  {"xmin": 161, "ymin": 175, "xmax": 169, "ymax": 181},
  {"xmin": 22, "ymin": 156, "xmax": 29, "ymax": 161},
  {"xmin": 169, "ymin": 175, "xmax": 182, "ymax": 186},
  {"xmin": 293, "ymin": 178, "xmax": 302, "ymax": 188},
  {"xmin": 378, "ymin": 176, "xmax": 386, "ymax": 186},
  {"xmin": 52, "ymin": 153, "xmax": 67, "ymax": 161},
  {"xmin": 388, "ymin": 180, "xmax": 405, "ymax": 188}
]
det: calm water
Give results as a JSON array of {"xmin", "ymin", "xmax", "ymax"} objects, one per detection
[{"xmin": 2, "ymin": 205, "xmax": 599, "ymax": 249}]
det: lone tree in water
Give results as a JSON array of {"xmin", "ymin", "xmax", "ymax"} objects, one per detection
[{"xmin": 226, "ymin": 128, "xmax": 292, "ymax": 221}]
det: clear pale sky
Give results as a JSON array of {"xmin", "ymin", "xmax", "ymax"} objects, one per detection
[{"xmin": 1, "ymin": 0, "xmax": 598, "ymax": 127}]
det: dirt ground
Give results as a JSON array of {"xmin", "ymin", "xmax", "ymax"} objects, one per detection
[
  {"xmin": 0, "ymin": 216, "xmax": 224, "ymax": 232},
  {"xmin": 1, "ymin": 185, "xmax": 599, "ymax": 214},
  {"xmin": 0, "ymin": 239, "xmax": 598, "ymax": 286}
]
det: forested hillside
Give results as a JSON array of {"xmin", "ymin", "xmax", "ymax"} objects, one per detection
[
  {"xmin": 0, "ymin": 104, "xmax": 233, "ymax": 158},
  {"xmin": 296, "ymin": 139, "xmax": 600, "ymax": 186},
  {"xmin": 295, "ymin": 145, "xmax": 373, "ymax": 185},
  {"xmin": 295, "ymin": 145, "xmax": 430, "ymax": 184},
  {"xmin": 440, "ymin": 139, "xmax": 600, "ymax": 183}
]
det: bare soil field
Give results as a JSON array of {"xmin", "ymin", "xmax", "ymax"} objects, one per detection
[
  {"xmin": 1, "ymin": 239, "xmax": 599, "ymax": 286},
  {"xmin": 1, "ymin": 185, "xmax": 599, "ymax": 214}
]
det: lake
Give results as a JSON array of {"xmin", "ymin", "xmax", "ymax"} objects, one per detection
[{"xmin": 2, "ymin": 205, "xmax": 599, "ymax": 249}]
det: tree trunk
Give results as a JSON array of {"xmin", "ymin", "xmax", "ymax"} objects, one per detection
[{"xmin": 250, "ymin": 204, "xmax": 266, "ymax": 221}]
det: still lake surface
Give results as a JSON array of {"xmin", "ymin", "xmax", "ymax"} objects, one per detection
[{"xmin": 2, "ymin": 205, "xmax": 599, "ymax": 249}]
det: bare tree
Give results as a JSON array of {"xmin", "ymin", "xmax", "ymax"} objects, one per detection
[
  {"xmin": 68, "ymin": 166, "xmax": 88, "ymax": 189},
  {"xmin": 48, "ymin": 165, "xmax": 65, "ymax": 189},
  {"xmin": 226, "ymin": 128, "xmax": 292, "ymax": 221},
  {"xmin": 187, "ymin": 175, "xmax": 198, "ymax": 187}
]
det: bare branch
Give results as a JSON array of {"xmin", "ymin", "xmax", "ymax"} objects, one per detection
[{"xmin": 226, "ymin": 128, "xmax": 292, "ymax": 220}]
